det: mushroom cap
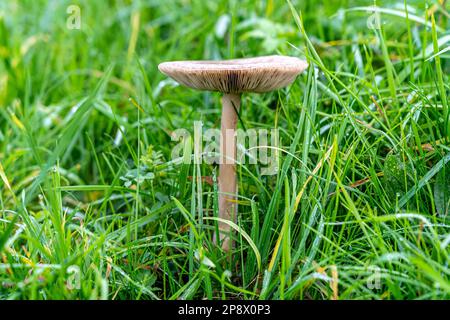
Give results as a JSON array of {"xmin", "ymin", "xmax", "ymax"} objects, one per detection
[{"xmin": 158, "ymin": 55, "xmax": 308, "ymax": 94}]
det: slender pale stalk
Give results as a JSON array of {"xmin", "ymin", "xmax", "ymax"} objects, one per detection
[{"xmin": 215, "ymin": 93, "xmax": 240, "ymax": 251}]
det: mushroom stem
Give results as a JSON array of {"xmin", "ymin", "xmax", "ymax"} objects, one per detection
[{"xmin": 216, "ymin": 92, "xmax": 240, "ymax": 251}]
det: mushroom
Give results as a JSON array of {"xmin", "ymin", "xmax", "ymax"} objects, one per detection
[{"xmin": 158, "ymin": 55, "xmax": 308, "ymax": 251}]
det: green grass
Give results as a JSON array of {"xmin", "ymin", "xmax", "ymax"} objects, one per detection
[{"xmin": 0, "ymin": 0, "xmax": 449, "ymax": 300}]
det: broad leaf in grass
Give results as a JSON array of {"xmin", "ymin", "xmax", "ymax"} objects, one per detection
[
  {"xmin": 434, "ymin": 164, "xmax": 450, "ymax": 217},
  {"xmin": 194, "ymin": 249, "xmax": 216, "ymax": 269},
  {"xmin": 383, "ymin": 153, "xmax": 411, "ymax": 202},
  {"xmin": 0, "ymin": 215, "xmax": 18, "ymax": 253}
]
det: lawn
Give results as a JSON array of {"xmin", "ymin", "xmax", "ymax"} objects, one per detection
[{"xmin": 0, "ymin": 0, "xmax": 449, "ymax": 300}]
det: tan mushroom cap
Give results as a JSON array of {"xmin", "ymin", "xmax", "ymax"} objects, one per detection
[{"xmin": 158, "ymin": 55, "xmax": 308, "ymax": 94}]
